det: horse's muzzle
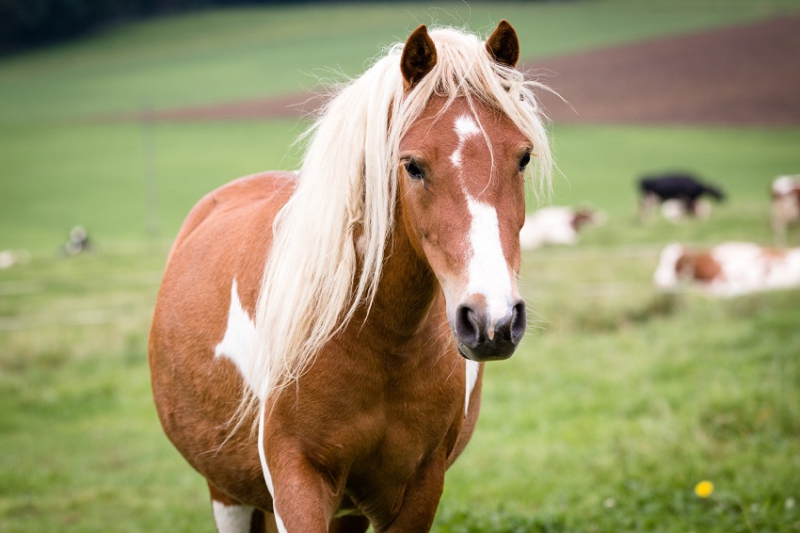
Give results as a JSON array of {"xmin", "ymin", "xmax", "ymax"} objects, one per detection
[{"xmin": 453, "ymin": 299, "xmax": 526, "ymax": 361}]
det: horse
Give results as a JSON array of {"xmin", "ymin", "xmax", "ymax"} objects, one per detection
[{"xmin": 149, "ymin": 21, "xmax": 552, "ymax": 533}]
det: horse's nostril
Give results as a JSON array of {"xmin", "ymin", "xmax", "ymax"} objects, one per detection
[
  {"xmin": 455, "ymin": 304, "xmax": 481, "ymax": 348},
  {"xmin": 492, "ymin": 301, "xmax": 526, "ymax": 344},
  {"xmin": 510, "ymin": 301, "xmax": 527, "ymax": 344}
]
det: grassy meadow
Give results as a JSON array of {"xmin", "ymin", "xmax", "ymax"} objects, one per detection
[{"xmin": 2, "ymin": 1, "xmax": 800, "ymax": 531}]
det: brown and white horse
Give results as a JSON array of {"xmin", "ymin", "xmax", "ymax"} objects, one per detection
[{"xmin": 149, "ymin": 21, "xmax": 551, "ymax": 533}]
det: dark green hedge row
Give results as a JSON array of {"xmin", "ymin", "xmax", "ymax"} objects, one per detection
[{"xmin": 0, "ymin": 0, "xmax": 303, "ymax": 53}]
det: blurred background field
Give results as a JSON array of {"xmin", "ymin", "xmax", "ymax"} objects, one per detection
[{"xmin": 1, "ymin": 1, "xmax": 800, "ymax": 531}]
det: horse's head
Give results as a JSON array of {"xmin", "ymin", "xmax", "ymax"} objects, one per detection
[{"xmin": 396, "ymin": 22, "xmax": 533, "ymax": 362}]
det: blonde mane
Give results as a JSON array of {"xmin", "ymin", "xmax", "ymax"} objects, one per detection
[{"xmin": 245, "ymin": 25, "xmax": 553, "ymax": 417}]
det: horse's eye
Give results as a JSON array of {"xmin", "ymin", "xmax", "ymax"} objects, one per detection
[
  {"xmin": 518, "ymin": 151, "xmax": 531, "ymax": 172},
  {"xmin": 405, "ymin": 160, "xmax": 425, "ymax": 180}
]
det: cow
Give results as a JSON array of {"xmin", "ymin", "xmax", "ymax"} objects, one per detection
[
  {"xmin": 653, "ymin": 241, "xmax": 800, "ymax": 296},
  {"xmin": 638, "ymin": 172, "xmax": 725, "ymax": 221},
  {"xmin": 60, "ymin": 226, "xmax": 91, "ymax": 256},
  {"xmin": 519, "ymin": 206, "xmax": 604, "ymax": 250},
  {"xmin": 771, "ymin": 175, "xmax": 800, "ymax": 245}
]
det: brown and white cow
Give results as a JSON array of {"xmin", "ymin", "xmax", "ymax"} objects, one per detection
[
  {"xmin": 654, "ymin": 241, "xmax": 800, "ymax": 296},
  {"xmin": 518, "ymin": 206, "xmax": 604, "ymax": 250},
  {"xmin": 771, "ymin": 175, "xmax": 800, "ymax": 244}
]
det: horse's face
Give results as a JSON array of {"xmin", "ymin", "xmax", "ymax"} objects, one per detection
[{"xmin": 398, "ymin": 96, "xmax": 531, "ymax": 361}]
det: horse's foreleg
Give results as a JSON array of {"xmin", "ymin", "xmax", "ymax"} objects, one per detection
[
  {"xmin": 208, "ymin": 482, "xmax": 273, "ymax": 533},
  {"xmin": 377, "ymin": 455, "xmax": 446, "ymax": 533},
  {"xmin": 267, "ymin": 458, "xmax": 345, "ymax": 533}
]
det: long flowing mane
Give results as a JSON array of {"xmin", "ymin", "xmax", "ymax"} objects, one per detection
[{"xmin": 244, "ymin": 26, "xmax": 553, "ymax": 417}]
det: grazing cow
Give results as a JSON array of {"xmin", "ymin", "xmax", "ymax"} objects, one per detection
[
  {"xmin": 519, "ymin": 206, "xmax": 604, "ymax": 250},
  {"xmin": 653, "ymin": 241, "xmax": 800, "ymax": 296},
  {"xmin": 638, "ymin": 172, "xmax": 725, "ymax": 221},
  {"xmin": 771, "ymin": 175, "xmax": 800, "ymax": 244},
  {"xmin": 60, "ymin": 226, "xmax": 91, "ymax": 256},
  {"xmin": 0, "ymin": 249, "xmax": 30, "ymax": 269}
]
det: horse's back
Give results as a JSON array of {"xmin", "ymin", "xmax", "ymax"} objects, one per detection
[{"xmin": 149, "ymin": 171, "xmax": 296, "ymax": 508}]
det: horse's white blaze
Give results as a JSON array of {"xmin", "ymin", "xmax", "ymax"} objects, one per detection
[
  {"xmin": 450, "ymin": 150, "xmax": 462, "ymax": 168},
  {"xmin": 215, "ymin": 279, "xmax": 260, "ymax": 398},
  {"xmin": 212, "ymin": 501, "xmax": 255, "ymax": 533},
  {"xmin": 455, "ymin": 115, "xmax": 480, "ymax": 139},
  {"xmin": 450, "ymin": 114, "xmax": 481, "ymax": 169},
  {"xmin": 464, "ymin": 360, "xmax": 480, "ymax": 416},
  {"xmin": 465, "ymin": 195, "xmax": 514, "ymax": 337}
]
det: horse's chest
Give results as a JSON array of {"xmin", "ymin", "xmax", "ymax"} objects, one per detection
[
  {"xmin": 290, "ymin": 358, "xmax": 463, "ymax": 471},
  {"xmin": 338, "ymin": 381, "xmax": 462, "ymax": 513}
]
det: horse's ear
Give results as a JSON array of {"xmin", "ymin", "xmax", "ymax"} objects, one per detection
[
  {"xmin": 485, "ymin": 20, "xmax": 520, "ymax": 68},
  {"xmin": 401, "ymin": 25, "xmax": 437, "ymax": 88}
]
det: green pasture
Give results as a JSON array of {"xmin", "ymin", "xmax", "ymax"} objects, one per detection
[{"xmin": 2, "ymin": 1, "xmax": 800, "ymax": 531}]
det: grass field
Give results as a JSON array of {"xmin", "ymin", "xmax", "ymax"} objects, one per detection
[{"xmin": 2, "ymin": 1, "xmax": 800, "ymax": 531}]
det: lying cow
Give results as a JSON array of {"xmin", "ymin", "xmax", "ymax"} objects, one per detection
[
  {"xmin": 638, "ymin": 172, "xmax": 725, "ymax": 221},
  {"xmin": 519, "ymin": 206, "xmax": 604, "ymax": 250},
  {"xmin": 771, "ymin": 175, "xmax": 800, "ymax": 245},
  {"xmin": 653, "ymin": 241, "xmax": 800, "ymax": 296}
]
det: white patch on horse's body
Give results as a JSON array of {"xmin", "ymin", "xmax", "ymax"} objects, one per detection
[
  {"xmin": 216, "ymin": 281, "xmax": 288, "ymax": 528},
  {"xmin": 212, "ymin": 501, "xmax": 255, "ymax": 533},
  {"xmin": 464, "ymin": 360, "xmax": 480, "ymax": 416},
  {"xmin": 450, "ymin": 114, "xmax": 481, "ymax": 169},
  {"xmin": 215, "ymin": 279, "xmax": 259, "ymax": 398},
  {"xmin": 464, "ymin": 195, "xmax": 514, "ymax": 337}
]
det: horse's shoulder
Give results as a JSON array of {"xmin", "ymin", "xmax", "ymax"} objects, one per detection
[
  {"xmin": 210, "ymin": 171, "xmax": 298, "ymax": 207},
  {"xmin": 160, "ymin": 171, "xmax": 296, "ymax": 311}
]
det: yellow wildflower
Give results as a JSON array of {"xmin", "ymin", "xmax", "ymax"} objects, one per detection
[{"xmin": 694, "ymin": 480, "xmax": 714, "ymax": 498}]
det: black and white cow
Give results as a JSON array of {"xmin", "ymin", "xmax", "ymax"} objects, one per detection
[{"xmin": 638, "ymin": 172, "xmax": 725, "ymax": 221}]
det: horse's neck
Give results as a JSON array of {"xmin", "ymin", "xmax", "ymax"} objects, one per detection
[{"xmin": 359, "ymin": 220, "xmax": 439, "ymax": 346}]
